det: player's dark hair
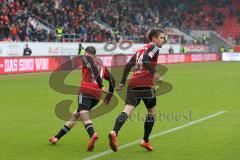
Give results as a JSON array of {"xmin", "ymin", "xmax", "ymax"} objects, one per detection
[
  {"xmin": 148, "ymin": 29, "xmax": 164, "ymax": 41},
  {"xmin": 85, "ymin": 46, "xmax": 96, "ymax": 56}
]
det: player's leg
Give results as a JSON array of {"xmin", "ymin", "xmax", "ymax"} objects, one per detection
[
  {"xmin": 78, "ymin": 94, "xmax": 99, "ymax": 151},
  {"xmin": 108, "ymin": 104, "xmax": 135, "ymax": 152},
  {"xmin": 143, "ymin": 106, "xmax": 156, "ymax": 143},
  {"xmin": 49, "ymin": 94, "xmax": 85, "ymax": 144},
  {"xmin": 109, "ymin": 87, "xmax": 140, "ymax": 151},
  {"xmin": 111, "ymin": 87, "xmax": 140, "ymax": 136},
  {"xmin": 79, "ymin": 110, "xmax": 97, "ymax": 138},
  {"xmin": 79, "ymin": 109, "xmax": 98, "ymax": 151},
  {"xmin": 112, "ymin": 104, "xmax": 135, "ymax": 135},
  {"xmin": 49, "ymin": 111, "xmax": 80, "ymax": 144},
  {"xmin": 140, "ymin": 97, "xmax": 156, "ymax": 151}
]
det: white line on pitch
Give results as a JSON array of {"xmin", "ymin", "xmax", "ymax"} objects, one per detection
[
  {"xmin": 0, "ymin": 71, "xmax": 51, "ymax": 78},
  {"xmin": 218, "ymin": 110, "xmax": 240, "ymax": 113},
  {"xmin": 83, "ymin": 111, "xmax": 226, "ymax": 160}
]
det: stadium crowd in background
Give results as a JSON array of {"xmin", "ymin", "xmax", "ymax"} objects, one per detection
[
  {"xmin": 0, "ymin": 0, "xmax": 49, "ymax": 41},
  {"xmin": 0, "ymin": 0, "xmax": 238, "ymax": 43}
]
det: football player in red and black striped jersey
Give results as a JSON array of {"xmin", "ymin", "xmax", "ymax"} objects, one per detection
[
  {"xmin": 49, "ymin": 46, "xmax": 115, "ymax": 151},
  {"xmin": 108, "ymin": 29, "xmax": 166, "ymax": 152}
]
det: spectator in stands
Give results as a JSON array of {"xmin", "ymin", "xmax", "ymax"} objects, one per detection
[
  {"xmin": 237, "ymin": 10, "xmax": 240, "ymax": 23},
  {"xmin": 114, "ymin": 30, "xmax": 121, "ymax": 42},
  {"xmin": 0, "ymin": 0, "xmax": 232, "ymax": 43},
  {"xmin": 56, "ymin": 26, "xmax": 63, "ymax": 41},
  {"xmin": 201, "ymin": 34, "xmax": 208, "ymax": 45},
  {"xmin": 78, "ymin": 43, "xmax": 84, "ymax": 56},
  {"xmin": 23, "ymin": 44, "xmax": 32, "ymax": 56},
  {"xmin": 182, "ymin": 46, "xmax": 187, "ymax": 54},
  {"xmin": 168, "ymin": 46, "xmax": 174, "ymax": 54},
  {"xmin": 236, "ymin": 36, "xmax": 240, "ymax": 45},
  {"xmin": 228, "ymin": 47, "xmax": 234, "ymax": 52},
  {"xmin": 220, "ymin": 46, "xmax": 225, "ymax": 53}
]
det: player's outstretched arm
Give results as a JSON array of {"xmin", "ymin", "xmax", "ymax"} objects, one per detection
[
  {"xmin": 84, "ymin": 56, "xmax": 103, "ymax": 88},
  {"xmin": 104, "ymin": 68, "xmax": 116, "ymax": 104},
  {"xmin": 119, "ymin": 55, "xmax": 136, "ymax": 89}
]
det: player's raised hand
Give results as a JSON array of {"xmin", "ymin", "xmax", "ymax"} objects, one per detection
[
  {"xmin": 154, "ymin": 73, "xmax": 163, "ymax": 83},
  {"xmin": 101, "ymin": 86, "xmax": 108, "ymax": 93},
  {"xmin": 116, "ymin": 83, "xmax": 124, "ymax": 90}
]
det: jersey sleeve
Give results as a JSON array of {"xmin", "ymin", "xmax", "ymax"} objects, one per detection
[
  {"xmin": 120, "ymin": 54, "xmax": 136, "ymax": 85},
  {"xmin": 146, "ymin": 45, "xmax": 159, "ymax": 59},
  {"xmin": 142, "ymin": 45, "xmax": 159, "ymax": 74},
  {"xmin": 82, "ymin": 56, "xmax": 103, "ymax": 88},
  {"xmin": 103, "ymin": 67, "xmax": 115, "ymax": 102},
  {"xmin": 103, "ymin": 67, "xmax": 115, "ymax": 94}
]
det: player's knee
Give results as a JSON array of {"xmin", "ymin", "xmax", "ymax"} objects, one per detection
[
  {"xmin": 79, "ymin": 110, "xmax": 88, "ymax": 115},
  {"xmin": 147, "ymin": 107, "xmax": 156, "ymax": 115},
  {"xmin": 73, "ymin": 112, "xmax": 80, "ymax": 119},
  {"xmin": 79, "ymin": 110, "xmax": 90, "ymax": 121},
  {"xmin": 123, "ymin": 105, "xmax": 134, "ymax": 116},
  {"xmin": 123, "ymin": 110, "xmax": 131, "ymax": 117}
]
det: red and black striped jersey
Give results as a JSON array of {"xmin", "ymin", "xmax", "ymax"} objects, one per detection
[
  {"xmin": 121, "ymin": 43, "xmax": 159, "ymax": 87},
  {"xmin": 79, "ymin": 56, "xmax": 114, "ymax": 100}
]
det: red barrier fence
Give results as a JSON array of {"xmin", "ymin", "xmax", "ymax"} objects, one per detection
[
  {"xmin": 0, "ymin": 56, "xmax": 71, "ymax": 74},
  {"xmin": 157, "ymin": 53, "xmax": 221, "ymax": 64},
  {"xmin": 0, "ymin": 53, "xmax": 221, "ymax": 74}
]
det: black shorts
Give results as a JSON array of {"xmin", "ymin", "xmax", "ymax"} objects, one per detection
[
  {"xmin": 125, "ymin": 87, "xmax": 156, "ymax": 108},
  {"xmin": 77, "ymin": 93, "xmax": 99, "ymax": 112}
]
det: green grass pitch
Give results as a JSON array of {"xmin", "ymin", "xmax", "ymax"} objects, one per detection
[{"xmin": 0, "ymin": 62, "xmax": 239, "ymax": 160}]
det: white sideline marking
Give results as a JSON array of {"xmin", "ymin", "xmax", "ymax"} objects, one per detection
[
  {"xmin": 222, "ymin": 110, "xmax": 240, "ymax": 113},
  {"xmin": 0, "ymin": 70, "xmax": 80, "ymax": 78},
  {"xmin": 0, "ymin": 71, "xmax": 51, "ymax": 78},
  {"xmin": 83, "ymin": 111, "xmax": 226, "ymax": 160}
]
